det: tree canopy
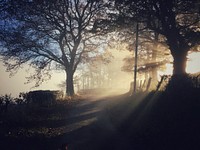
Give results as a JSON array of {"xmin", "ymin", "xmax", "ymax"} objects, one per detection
[
  {"xmin": 0, "ymin": 0, "xmax": 108, "ymax": 96},
  {"xmin": 115, "ymin": 0, "xmax": 200, "ymax": 75}
]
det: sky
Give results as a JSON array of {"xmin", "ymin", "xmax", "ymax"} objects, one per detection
[
  {"xmin": 0, "ymin": 62, "xmax": 65, "ymax": 97},
  {"xmin": 0, "ymin": 51, "xmax": 200, "ymax": 97}
]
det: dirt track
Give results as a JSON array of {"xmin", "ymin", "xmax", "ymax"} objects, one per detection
[{"xmin": 59, "ymin": 94, "xmax": 125, "ymax": 150}]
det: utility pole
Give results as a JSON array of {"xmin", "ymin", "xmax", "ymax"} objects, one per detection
[{"xmin": 133, "ymin": 22, "xmax": 139, "ymax": 93}]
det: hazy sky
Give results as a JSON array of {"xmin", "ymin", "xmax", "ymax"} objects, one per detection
[
  {"xmin": 0, "ymin": 62, "xmax": 65, "ymax": 97},
  {"xmin": 186, "ymin": 52, "xmax": 200, "ymax": 74}
]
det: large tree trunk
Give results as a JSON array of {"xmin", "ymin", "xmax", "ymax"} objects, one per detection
[
  {"xmin": 172, "ymin": 50, "xmax": 188, "ymax": 75},
  {"xmin": 66, "ymin": 70, "xmax": 75, "ymax": 96},
  {"xmin": 167, "ymin": 31, "xmax": 189, "ymax": 76}
]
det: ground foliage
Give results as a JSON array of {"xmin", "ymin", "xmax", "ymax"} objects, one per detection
[{"xmin": 0, "ymin": 96, "xmax": 83, "ymax": 149}]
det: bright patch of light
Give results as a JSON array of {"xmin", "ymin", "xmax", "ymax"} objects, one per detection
[
  {"xmin": 186, "ymin": 52, "xmax": 200, "ymax": 74},
  {"xmin": 157, "ymin": 63, "xmax": 173, "ymax": 80}
]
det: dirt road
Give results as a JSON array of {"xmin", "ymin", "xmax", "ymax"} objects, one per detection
[
  {"xmin": 0, "ymin": 93, "xmax": 129, "ymax": 150},
  {"xmin": 56, "ymin": 94, "xmax": 128, "ymax": 150}
]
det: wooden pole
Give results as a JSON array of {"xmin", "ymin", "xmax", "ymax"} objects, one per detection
[{"xmin": 133, "ymin": 22, "xmax": 139, "ymax": 93}]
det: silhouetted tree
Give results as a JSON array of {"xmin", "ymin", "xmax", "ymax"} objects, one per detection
[
  {"xmin": 0, "ymin": 0, "xmax": 107, "ymax": 96},
  {"xmin": 115, "ymin": 0, "xmax": 200, "ymax": 75}
]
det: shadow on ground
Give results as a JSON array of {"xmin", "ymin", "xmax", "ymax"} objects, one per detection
[{"xmin": 1, "ymin": 86, "xmax": 200, "ymax": 150}]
